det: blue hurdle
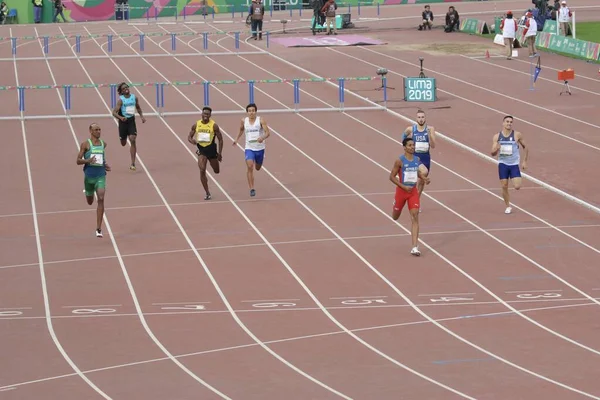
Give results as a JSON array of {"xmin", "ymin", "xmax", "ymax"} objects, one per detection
[{"xmin": 248, "ymin": 80, "xmax": 255, "ymax": 104}]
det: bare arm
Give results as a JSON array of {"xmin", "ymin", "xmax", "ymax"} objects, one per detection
[
  {"xmin": 516, "ymin": 131, "xmax": 529, "ymax": 168},
  {"xmin": 233, "ymin": 119, "xmax": 245, "ymax": 145},
  {"xmin": 76, "ymin": 141, "xmax": 93, "ymax": 165},
  {"xmin": 417, "ymin": 163, "xmax": 430, "ymax": 184},
  {"xmin": 135, "ymin": 97, "xmax": 146, "ymax": 122},
  {"xmin": 428, "ymin": 125, "xmax": 436, "ymax": 149},
  {"xmin": 490, "ymin": 133, "xmax": 500, "ymax": 156},
  {"xmin": 214, "ymin": 123, "xmax": 224, "ymax": 158},
  {"xmin": 188, "ymin": 123, "xmax": 197, "ymax": 144},
  {"xmin": 103, "ymin": 141, "xmax": 111, "ymax": 172},
  {"xmin": 112, "ymin": 98, "xmax": 125, "ymax": 121},
  {"xmin": 258, "ymin": 118, "xmax": 270, "ymax": 142},
  {"xmin": 389, "ymin": 159, "xmax": 412, "ymax": 192}
]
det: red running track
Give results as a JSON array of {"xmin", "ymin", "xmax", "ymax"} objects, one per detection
[{"xmin": 2, "ymin": 5, "xmax": 600, "ymax": 399}]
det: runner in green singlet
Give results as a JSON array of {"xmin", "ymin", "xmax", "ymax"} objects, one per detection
[{"xmin": 77, "ymin": 123, "xmax": 111, "ymax": 238}]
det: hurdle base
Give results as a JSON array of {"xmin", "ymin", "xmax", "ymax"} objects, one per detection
[
  {"xmin": 0, "ymin": 106, "xmax": 385, "ymax": 121},
  {"xmin": 559, "ymin": 81, "xmax": 572, "ymax": 96}
]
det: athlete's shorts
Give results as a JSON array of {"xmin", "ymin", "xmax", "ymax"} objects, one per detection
[
  {"xmin": 394, "ymin": 185, "xmax": 420, "ymax": 212},
  {"xmin": 197, "ymin": 142, "xmax": 218, "ymax": 159},
  {"xmin": 415, "ymin": 153, "xmax": 431, "ymax": 172},
  {"xmin": 245, "ymin": 149, "xmax": 265, "ymax": 165},
  {"xmin": 498, "ymin": 163, "xmax": 521, "ymax": 180},
  {"xmin": 118, "ymin": 116, "xmax": 137, "ymax": 141},
  {"xmin": 84, "ymin": 175, "xmax": 106, "ymax": 196}
]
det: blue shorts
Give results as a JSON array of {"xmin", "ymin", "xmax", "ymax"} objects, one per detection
[
  {"xmin": 245, "ymin": 149, "xmax": 265, "ymax": 165},
  {"xmin": 498, "ymin": 163, "xmax": 521, "ymax": 180},
  {"xmin": 416, "ymin": 153, "xmax": 431, "ymax": 172}
]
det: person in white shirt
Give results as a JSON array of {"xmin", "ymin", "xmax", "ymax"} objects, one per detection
[
  {"xmin": 557, "ymin": 0, "xmax": 572, "ymax": 36},
  {"xmin": 233, "ymin": 103, "xmax": 271, "ymax": 197},
  {"xmin": 523, "ymin": 11, "xmax": 538, "ymax": 57},
  {"xmin": 500, "ymin": 11, "xmax": 517, "ymax": 60}
]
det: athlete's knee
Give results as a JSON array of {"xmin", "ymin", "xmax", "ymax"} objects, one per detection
[
  {"xmin": 410, "ymin": 209, "xmax": 419, "ymax": 222},
  {"xmin": 120, "ymin": 139, "xmax": 127, "ymax": 146},
  {"xmin": 500, "ymin": 180, "xmax": 509, "ymax": 189},
  {"xmin": 129, "ymin": 135, "xmax": 137, "ymax": 144},
  {"xmin": 86, "ymin": 196, "xmax": 94, "ymax": 205},
  {"xmin": 255, "ymin": 164, "xmax": 262, "ymax": 171}
]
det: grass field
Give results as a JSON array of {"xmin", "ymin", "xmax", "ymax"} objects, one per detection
[{"xmin": 572, "ymin": 21, "xmax": 600, "ymax": 43}]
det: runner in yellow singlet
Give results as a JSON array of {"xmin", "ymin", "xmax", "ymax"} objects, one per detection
[
  {"xmin": 76, "ymin": 123, "xmax": 111, "ymax": 238},
  {"xmin": 187, "ymin": 106, "xmax": 223, "ymax": 200}
]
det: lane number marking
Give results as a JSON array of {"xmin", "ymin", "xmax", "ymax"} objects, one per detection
[
  {"xmin": 340, "ymin": 299, "xmax": 388, "ymax": 305},
  {"xmin": 251, "ymin": 302, "xmax": 297, "ymax": 308},
  {"xmin": 430, "ymin": 297, "xmax": 474, "ymax": 303},
  {"xmin": 516, "ymin": 293, "xmax": 562, "ymax": 299},
  {"xmin": 71, "ymin": 308, "xmax": 116, "ymax": 315}
]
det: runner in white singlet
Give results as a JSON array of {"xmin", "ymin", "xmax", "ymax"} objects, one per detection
[
  {"xmin": 491, "ymin": 115, "xmax": 530, "ymax": 214},
  {"xmin": 232, "ymin": 103, "xmax": 271, "ymax": 197}
]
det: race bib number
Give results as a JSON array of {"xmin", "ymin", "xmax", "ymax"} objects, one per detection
[
  {"xmin": 415, "ymin": 141, "xmax": 429, "ymax": 153},
  {"xmin": 125, "ymin": 105, "xmax": 135, "ymax": 116},
  {"xmin": 197, "ymin": 132, "xmax": 211, "ymax": 143},
  {"xmin": 247, "ymin": 130, "xmax": 260, "ymax": 143},
  {"xmin": 91, "ymin": 153, "xmax": 104, "ymax": 166},
  {"xmin": 500, "ymin": 144, "xmax": 513, "ymax": 156},
  {"xmin": 404, "ymin": 170, "xmax": 418, "ymax": 184}
]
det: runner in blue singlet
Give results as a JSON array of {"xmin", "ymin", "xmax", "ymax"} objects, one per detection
[
  {"xmin": 491, "ymin": 115, "xmax": 529, "ymax": 214},
  {"xmin": 389, "ymin": 137, "xmax": 431, "ymax": 256},
  {"xmin": 112, "ymin": 82, "xmax": 146, "ymax": 171},
  {"xmin": 402, "ymin": 110, "xmax": 436, "ymax": 208}
]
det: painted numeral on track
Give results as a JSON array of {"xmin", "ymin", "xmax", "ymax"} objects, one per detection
[
  {"xmin": 430, "ymin": 297, "xmax": 474, "ymax": 303},
  {"xmin": 341, "ymin": 299, "xmax": 387, "ymax": 305},
  {"xmin": 516, "ymin": 293, "xmax": 562, "ymax": 299},
  {"xmin": 71, "ymin": 308, "xmax": 116, "ymax": 315},
  {"xmin": 0, "ymin": 310, "xmax": 23, "ymax": 317},
  {"xmin": 252, "ymin": 302, "xmax": 296, "ymax": 308},
  {"xmin": 161, "ymin": 305, "xmax": 206, "ymax": 311}
]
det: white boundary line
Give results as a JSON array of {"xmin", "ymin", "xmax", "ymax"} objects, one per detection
[
  {"xmin": 49, "ymin": 25, "xmax": 232, "ymax": 399},
  {"xmin": 131, "ymin": 23, "xmax": 599, "ymax": 397},
  {"xmin": 12, "ymin": 26, "xmax": 112, "ymax": 400},
  {"xmin": 107, "ymin": 23, "xmax": 479, "ymax": 399},
  {"xmin": 2, "ymin": 223, "xmax": 599, "ymax": 271},
  {"xmin": 241, "ymin": 36, "xmax": 600, "ymax": 216},
  {"xmin": 0, "ymin": 187, "xmax": 547, "ymax": 219},
  {"xmin": 80, "ymin": 23, "xmax": 353, "ymax": 400},
  {"xmin": 1, "ymin": 300, "xmax": 595, "ymax": 392}
]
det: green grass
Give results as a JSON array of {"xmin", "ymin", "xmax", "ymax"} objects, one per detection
[{"xmin": 572, "ymin": 21, "xmax": 600, "ymax": 44}]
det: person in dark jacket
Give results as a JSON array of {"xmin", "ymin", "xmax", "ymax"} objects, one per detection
[
  {"xmin": 418, "ymin": 5, "xmax": 434, "ymax": 30},
  {"xmin": 445, "ymin": 6, "xmax": 459, "ymax": 32},
  {"xmin": 311, "ymin": 0, "xmax": 324, "ymax": 35}
]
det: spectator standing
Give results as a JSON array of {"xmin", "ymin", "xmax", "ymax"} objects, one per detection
[
  {"xmin": 33, "ymin": 0, "xmax": 43, "ymax": 23},
  {"xmin": 500, "ymin": 11, "xmax": 517, "ymax": 60},
  {"xmin": 0, "ymin": 2, "xmax": 7, "ymax": 25},
  {"xmin": 321, "ymin": 0, "xmax": 337, "ymax": 36},
  {"xmin": 249, "ymin": 0, "xmax": 264, "ymax": 40},
  {"xmin": 523, "ymin": 11, "xmax": 538, "ymax": 57},
  {"xmin": 310, "ymin": 0, "xmax": 324, "ymax": 35},
  {"xmin": 53, "ymin": 0, "xmax": 67, "ymax": 22},
  {"xmin": 445, "ymin": 6, "xmax": 459, "ymax": 32},
  {"xmin": 557, "ymin": 0, "xmax": 572, "ymax": 36},
  {"xmin": 418, "ymin": 5, "xmax": 433, "ymax": 31}
]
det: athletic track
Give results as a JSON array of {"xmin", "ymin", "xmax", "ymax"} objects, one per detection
[{"xmin": 2, "ymin": 0, "xmax": 600, "ymax": 398}]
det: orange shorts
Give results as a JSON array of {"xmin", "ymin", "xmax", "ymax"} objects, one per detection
[{"xmin": 394, "ymin": 185, "xmax": 420, "ymax": 211}]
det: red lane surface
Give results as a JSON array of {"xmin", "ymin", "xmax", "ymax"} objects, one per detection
[
  {"xmin": 51, "ymin": 38, "xmax": 471, "ymax": 400},
  {"xmin": 264, "ymin": 42, "xmax": 600, "ymax": 205},
  {"xmin": 112, "ymin": 33, "xmax": 600, "ymax": 394},
  {"xmin": 66, "ymin": 40, "xmax": 569, "ymax": 399},
  {"xmin": 4, "ymin": 2, "xmax": 600, "ymax": 397}
]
